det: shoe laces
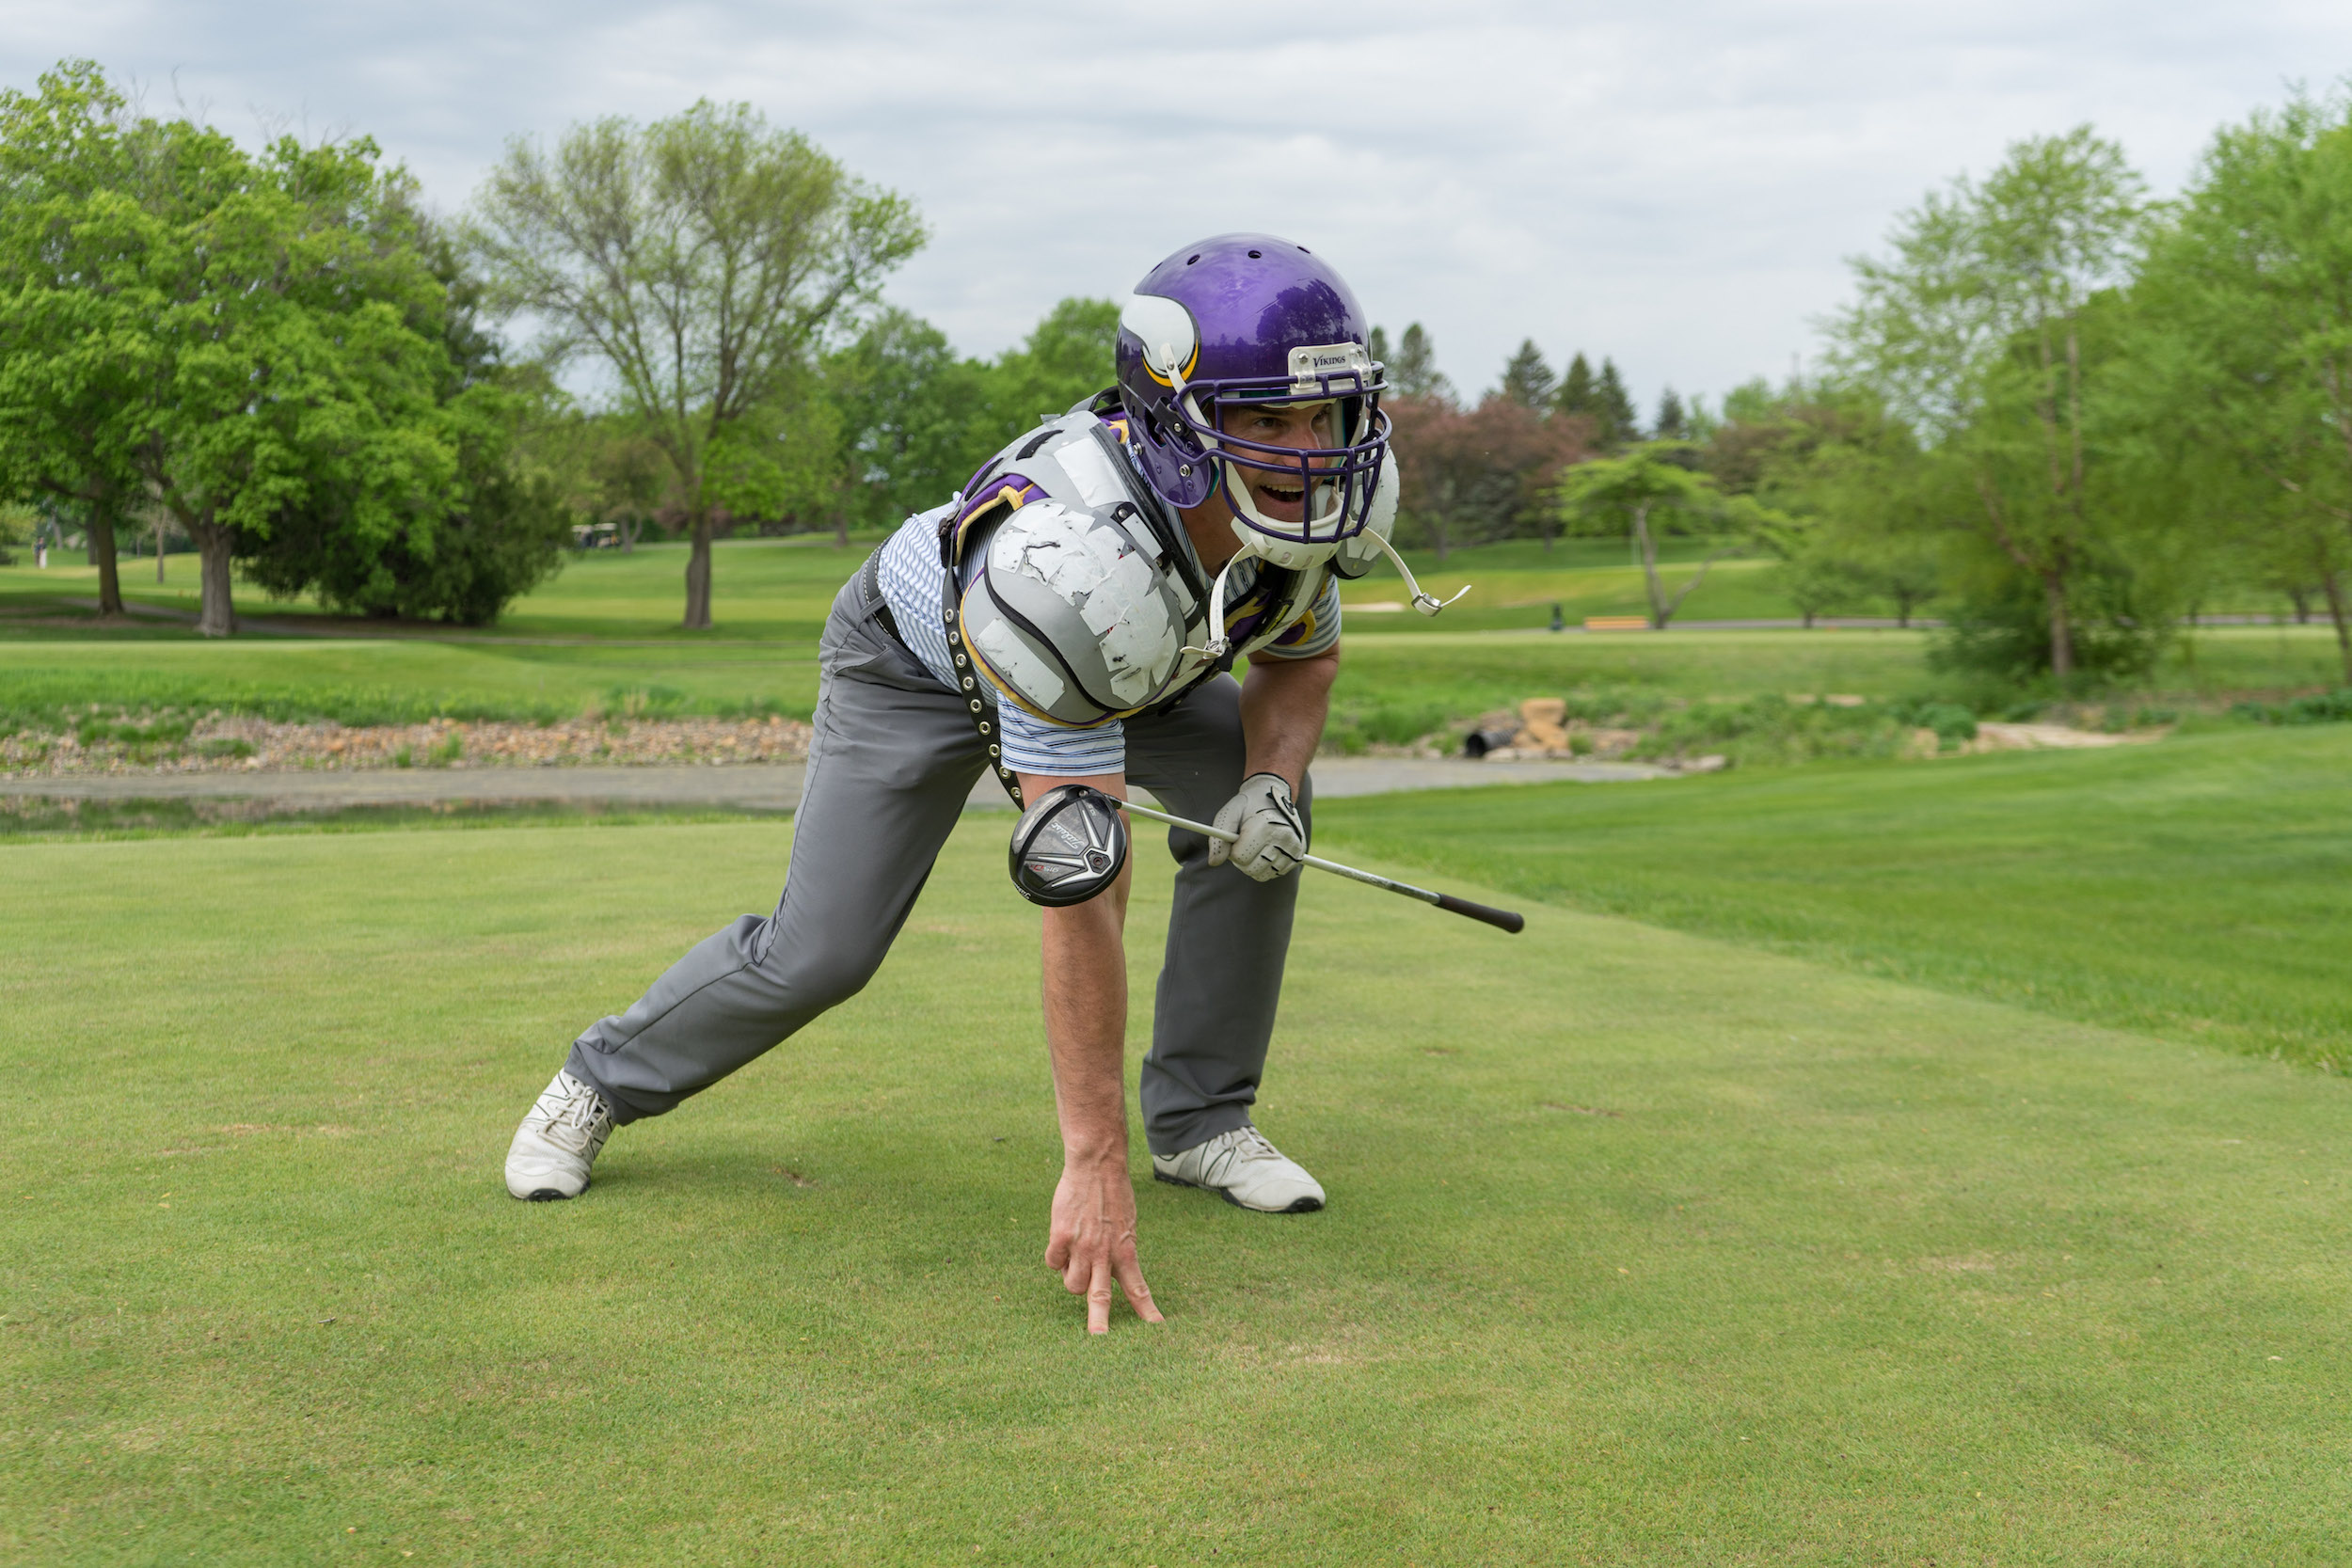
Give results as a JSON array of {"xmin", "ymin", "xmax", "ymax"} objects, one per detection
[
  {"xmin": 538, "ymin": 1077, "xmax": 612, "ymax": 1148},
  {"xmin": 1202, "ymin": 1125, "xmax": 1282, "ymax": 1183}
]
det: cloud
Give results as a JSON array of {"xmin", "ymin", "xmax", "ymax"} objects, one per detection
[{"xmin": 8, "ymin": 0, "xmax": 2348, "ymax": 412}]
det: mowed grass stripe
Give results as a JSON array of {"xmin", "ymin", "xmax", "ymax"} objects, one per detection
[
  {"xmin": 4, "ymin": 820, "xmax": 2347, "ymax": 1562},
  {"xmin": 1318, "ymin": 725, "xmax": 2352, "ymax": 1069}
]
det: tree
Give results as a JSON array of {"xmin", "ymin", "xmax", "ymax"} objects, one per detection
[
  {"xmin": 829, "ymin": 308, "xmax": 978, "ymax": 531},
  {"xmin": 1554, "ymin": 442, "xmax": 1775, "ymax": 626},
  {"xmin": 1555, "ymin": 352, "xmax": 1597, "ymax": 420},
  {"xmin": 141, "ymin": 135, "xmax": 461, "ymax": 635},
  {"xmin": 1828, "ymin": 127, "xmax": 2148, "ymax": 679},
  {"xmin": 1708, "ymin": 382, "xmax": 1947, "ymax": 627},
  {"xmin": 0, "ymin": 62, "xmax": 155, "ymax": 618},
  {"xmin": 2128, "ymin": 87, "xmax": 2352, "ymax": 681},
  {"xmin": 827, "ymin": 297, "xmax": 1117, "ymax": 538},
  {"xmin": 0, "ymin": 63, "xmax": 476, "ymax": 637},
  {"xmin": 970, "ymin": 296, "xmax": 1120, "ymax": 452},
  {"xmin": 1654, "ymin": 387, "xmax": 1687, "ymax": 439},
  {"xmin": 1384, "ymin": 322, "xmax": 1452, "ymax": 400},
  {"xmin": 1498, "ymin": 340, "xmax": 1556, "ymax": 408},
  {"xmin": 1594, "ymin": 358, "xmax": 1640, "ymax": 447},
  {"xmin": 236, "ymin": 219, "xmax": 574, "ymax": 624},
  {"xmin": 1390, "ymin": 393, "xmax": 1592, "ymax": 560},
  {"xmin": 520, "ymin": 398, "xmax": 672, "ymax": 550},
  {"xmin": 468, "ymin": 101, "xmax": 923, "ymax": 628}
]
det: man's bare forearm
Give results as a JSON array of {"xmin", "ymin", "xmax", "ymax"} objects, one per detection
[
  {"xmin": 1022, "ymin": 770, "xmax": 1132, "ymax": 1157},
  {"xmin": 1240, "ymin": 646, "xmax": 1339, "ymax": 790},
  {"xmin": 1021, "ymin": 768, "xmax": 1162, "ymax": 1332}
]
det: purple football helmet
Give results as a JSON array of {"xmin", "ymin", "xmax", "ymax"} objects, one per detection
[{"xmin": 1116, "ymin": 234, "xmax": 1392, "ymax": 568}]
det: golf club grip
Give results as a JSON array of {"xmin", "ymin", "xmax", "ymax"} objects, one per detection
[{"xmin": 1434, "ymin": 893, "xmax": 1526, "ymax": 934}]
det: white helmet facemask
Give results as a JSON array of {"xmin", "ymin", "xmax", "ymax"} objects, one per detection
[{"xmin": 1181, "ymin": 441, "xmax": 1468, "ymax": 661}]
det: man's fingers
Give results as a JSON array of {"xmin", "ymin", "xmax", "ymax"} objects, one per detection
[
  {"xmin": 1116, "ymin": 1252, "xmax": 1165, "ymax": 1324},
  {"xmin": 1044, "ymin": 1233, "xmax": 1071, "ymax": 1273},
  {"xmin": 1087, "ymin": 1259, "xmax": 1113, "ymax": 1336}
]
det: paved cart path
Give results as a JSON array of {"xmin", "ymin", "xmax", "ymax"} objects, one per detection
[{"xmin": 0, "ymin": 755, "xmax": 1669, "ymax": 812}]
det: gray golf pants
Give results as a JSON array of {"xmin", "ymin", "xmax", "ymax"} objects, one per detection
[{"xmin": 563, "ymin": 576, "xmax": 1309, "ymax": 1158}]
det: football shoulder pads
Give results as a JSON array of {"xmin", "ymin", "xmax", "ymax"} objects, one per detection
[
  {"xmin": 951, "ymin": 410, "xmax": 1341, "ymax": 728},
  {"xmin": 953, "ymin": 415, "xmax": 1205, "ymax": 726}
]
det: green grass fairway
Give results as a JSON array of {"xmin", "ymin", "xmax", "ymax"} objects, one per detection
[
  {"xmin": 6, "ymin": 818, "xmax": 2348, "ymax": 1562},
  {"xmin": 10, "ymin": 625, "xmax": 2347, "ymax": 744},
  {"xmin": 1, "ymin": 534, "xmax": 1801, "ymax": 642},
  {"xmin": 0, "ymin": 637, "xmax": 826, "ymax": 729},
  {"xmin": 0, "ymin": 536, "xmax": 883, "ymax": 643},
  {"xmin": 1319, "ymin": 726, "xmax": 2352, "ymax": 1069}
]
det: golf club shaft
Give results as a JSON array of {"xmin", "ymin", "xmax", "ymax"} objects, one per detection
[{"xmin": 1114, "ymin": 797, "xmax": 1526, "ymax": 935}]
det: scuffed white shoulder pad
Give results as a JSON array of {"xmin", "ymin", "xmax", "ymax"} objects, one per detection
[
  {"xmin": 960, "ymin": 499, "xmax": 1189, "ymax": 726},
  {"xmin": 1331, "ymin": 450, "xmax": 1402, "ymax": 579}
]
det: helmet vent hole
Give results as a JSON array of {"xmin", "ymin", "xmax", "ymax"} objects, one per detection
[
  {"xmin": 1247, "ymin": 249, "xmax": 1262, "ymax": 259},
  {"xmin": 1187, "ymin": 254, "xmax": 1200, "ymax": 264}
]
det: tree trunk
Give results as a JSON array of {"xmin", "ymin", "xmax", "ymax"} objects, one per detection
[
  {"xmin": 155, "ymin": 516, "xmax": 168, "ymax": 583},
  {"xmin": 85, "ymin": 501, "xmax": 124, "ymax": 617},
  {"xmin": 834, "ymin": 511, "xmax": 849, "ymax": 549},
  {"xmin": 621, "ymin": 516, "xmax": 638, "ymax": 555},
  {"xmin": 192, "ymin": 519, "xmax": 236, "ymax": 638},
  {"xmin": 1633, "ymin": 503, "xmax": 1667, "ymax": 628},
  {"xmin": 684, "ymin": 511, "xmax": 715, "ymax": 629},
  {"xmin": 2045, "ymin": 573, "xmax": 2074, "ymax": 682},
  {"xmin": 2324, "ymin": 572, "xmax": 2352, "ymax": 686}
]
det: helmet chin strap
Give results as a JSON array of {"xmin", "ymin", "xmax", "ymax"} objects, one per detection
[
  {"xmin": 1181, "ymin": 547, "xmax": 1248, "ymax": 662},
  {"xmin": 1364, "ymin": 530, "xmax": 1471, "ymax": 617}
]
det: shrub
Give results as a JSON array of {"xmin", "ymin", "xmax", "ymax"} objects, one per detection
[
  {"xmin": 2236, "ymin": 689, "xmax": 2352, "ymax": 725},
  {"xmin": 1888, "ymin": 698, "xmax": 1979, "ymax": 745}
]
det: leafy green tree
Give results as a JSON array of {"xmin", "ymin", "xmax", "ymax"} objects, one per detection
[
  {"xmin": 0, "ymin": 62, "xmax": 157, "ymax": 617},
  {"xmin": 1708, "ymin": 382, "xmax": 1947, "ymax": 626},
  {"xmin": 828, "ymin": 297, "xmax": 1117, "ymax": 537},
  {"xmin": 0, "ymin": 499, "xmax": 32, "ymax": 564},
  {"xmin": 144, "ymin": 135, "xmax": 459, "ymax": 635},
  {"xmin": 972, "ymin": 296, "xmax": 1120, "ymax": 449},
  {"xmin": 1770, "ymin": 546, "xmax": 1876, "ymax": 627},
  {"xmin": 1654, "ymin": 388, "xmax": 1687, "ymax": 439},
  {"xmin": 1554, "ymin": 352, "xmax": 1597, "ymax": 421},
  {"xmin": 1829, "ymin": 127, "xmax": 2148, "ymax": 680},
  {"xmin": 1554, "ymin": 441, "xmax": 1777, "ymax": 626},
  {"xmin": 1498, "ymin": 340, "xmax": 1556, "ymax": 408},
  {"xmin": 238, "ymin": 222, "xmax": 573, "ymax": 624},
  {"xmin": 2129, "ymin": 87, "xmax": 2352, "ymax": 680},
  {"xmin": 0, "ymin": 62, "xmax": 480, "ymax": 636},
  {"xmin": 828, "ymin": 308, "xmax": 979, "ymax": 531},
  {"xmin": 1594, "ymin": 358, "xmax": 1640, "ymax": 447},
  {"xmin": 513, "ymin": 383, "xmax": 673, "ymax": 551},
  {"xmin": 1384, "ymin": 323, "xmax": 1452, "ymax": 401},
  {"xmin": 468, "ymin": 101, "xmax": 923, "ymax": 628}
]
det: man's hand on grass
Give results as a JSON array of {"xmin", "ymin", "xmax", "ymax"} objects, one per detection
[{"xmin": 1045, "ymin": 1152, "xmax": 1163, "ymax": 1335}]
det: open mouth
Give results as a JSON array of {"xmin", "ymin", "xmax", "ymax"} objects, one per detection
[{"xmin": 1248, "ymin": 477, "xmax": 1309, "ymax": 517}]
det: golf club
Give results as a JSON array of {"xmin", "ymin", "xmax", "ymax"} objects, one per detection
[{"xmin": 1065, "ymin": 785, "xmax": 1526, "ymax": 934}]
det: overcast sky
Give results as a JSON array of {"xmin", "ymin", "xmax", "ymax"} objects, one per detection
[{"xmin": 8, "ymin": 1, "xmax": 2350, "ymax": 417}]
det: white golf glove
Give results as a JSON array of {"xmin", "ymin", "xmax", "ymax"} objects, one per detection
[{"xmin": 1208, "ymin": 772, "xmax": 1306, "ymax": 881}]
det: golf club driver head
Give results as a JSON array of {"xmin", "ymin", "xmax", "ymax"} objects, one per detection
[{"xmin": 1008, "ymin": 784, "xmax": 1130, "ymax": 907}]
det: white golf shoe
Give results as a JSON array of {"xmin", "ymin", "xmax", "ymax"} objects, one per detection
[
  {"xmin": 1152, "ymin": 1125, "xmax": 1326, "ymax": 1213},
  {"xmin": 505, "ymin": 1069, "xmax": 614, "ymax": 1201}
]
